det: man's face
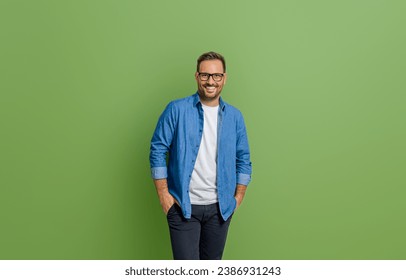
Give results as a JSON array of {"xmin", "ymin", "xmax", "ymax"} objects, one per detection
[{"xmin": 195, "ymin": 59, "xmax": 227, "ymax": 105}]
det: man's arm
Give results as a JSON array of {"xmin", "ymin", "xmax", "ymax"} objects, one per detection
[
  {"xmin": 153, "ymin": 178, "xmax": 176, "ymax": 215},
  {"xmin": 150, "ymin": 102, "xmax": 176, "ymax": 215},
  {"xmin": 234, "ymin": 112, "xmax": 252, "ymax": 210}
]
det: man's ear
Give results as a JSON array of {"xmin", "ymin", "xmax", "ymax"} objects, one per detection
[
  {"xmin": 195, "ymin": 72, "xmax": 199, "ymax": 81},
  {"xmin": 223, "ymin": 73, "xmax": 227, "ymax": 85}
]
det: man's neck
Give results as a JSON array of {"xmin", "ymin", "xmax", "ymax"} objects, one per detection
[{"xmin": 199, "ymin": 96, "xmax": 220, "ymax": 107}]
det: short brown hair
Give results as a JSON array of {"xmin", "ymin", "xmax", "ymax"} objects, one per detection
[{"xmin": 196, "ymin": 51, "xmax": 226, "ymax": 73}]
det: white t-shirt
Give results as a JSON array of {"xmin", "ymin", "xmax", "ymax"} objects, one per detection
[{"xmin": 189, "ymin": 104, "xmax": 219, "ymax": 205}]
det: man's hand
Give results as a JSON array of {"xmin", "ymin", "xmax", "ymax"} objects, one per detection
[
  {"xmin": 159, "ymin": 191, "xmax": 176, "ymax": 215},
  {"xmin": 234, "ymin": 184, "xmax": 247, "ymax": 210},
  {"xmin": 154, "ymin": 179, "xmax": 176, "ymax": 215}
]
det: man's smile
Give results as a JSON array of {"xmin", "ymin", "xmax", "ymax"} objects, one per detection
[{"xmin": 204, "ymin": 85, "xmax": 217, "ymax": 93}]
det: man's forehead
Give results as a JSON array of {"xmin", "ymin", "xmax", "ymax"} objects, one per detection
[{"xmin": 199, "ymin": 59, "xmax": 224, "ymax": 72}]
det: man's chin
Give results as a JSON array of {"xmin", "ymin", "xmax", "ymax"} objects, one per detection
[
  {"xmin": 203, "ymin": 90, "xmax": 219, "ymax": 99},
  {"xmin": 197, "ymin": 89, "xmax": 221, "ymax": 102}
]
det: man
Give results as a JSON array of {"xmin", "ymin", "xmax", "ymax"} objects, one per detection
[{"xmin": 149, "ymin": 51, "xmax": 252, "ymax": 260}]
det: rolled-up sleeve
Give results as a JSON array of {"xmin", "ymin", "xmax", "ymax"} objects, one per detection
[
  {"xmin": 149, "ymin": 102, "xmax": 175, "ymax": 179},
  {"xmin": 236, "ymin": 112, "xmax": 252, "ymax": 186},
  {"xmin": 151, "ymin": 166, "xmax": 168, "ymax": 179}
]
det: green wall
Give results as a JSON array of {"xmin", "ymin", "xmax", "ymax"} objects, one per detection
[{"xmin": 1, "ymin": 0, "xmax": 405, "ymax": 259}]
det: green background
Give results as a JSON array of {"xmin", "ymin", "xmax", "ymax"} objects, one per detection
[{"xmin": 1, "ymin": 0, "xmax": 405, "ymax": 259}]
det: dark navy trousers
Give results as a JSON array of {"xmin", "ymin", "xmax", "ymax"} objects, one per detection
[{"xmin": 166, "ymin": 203, "xmax": 232, "ymax": 260}]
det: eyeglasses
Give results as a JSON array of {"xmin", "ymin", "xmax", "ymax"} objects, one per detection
[{"xmin": 198, "ymin": 72, "xmax": 224, "ymax": 82}]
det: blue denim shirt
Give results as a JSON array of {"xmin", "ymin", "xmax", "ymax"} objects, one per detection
[{"xmin": 150, "ymin": 93, "xmax": 252, "ymax": 221}]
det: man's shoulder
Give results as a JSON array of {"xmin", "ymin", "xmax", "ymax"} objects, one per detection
[
  {"xmin": 222, "ymin": 99, "xmax": 243, "ymax": 117},
  {"xmin": 166, "ymin": 94, "xmax": 196, "ymax": 110}
]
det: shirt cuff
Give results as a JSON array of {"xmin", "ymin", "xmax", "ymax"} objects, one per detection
[
  {"xmin": 237, "ymin": 173, "xmax": 251, "ymax": 186},
  {"xmin": 151, "ymin": 167, "xmax": 168, "ymax": 179}
]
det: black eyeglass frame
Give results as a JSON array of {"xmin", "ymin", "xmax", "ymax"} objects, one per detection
[{"xmin": 197, "ymin": 72, "xmax": 225, "ymax": 82}]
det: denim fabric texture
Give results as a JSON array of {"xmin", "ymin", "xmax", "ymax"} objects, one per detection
[{"xmin": 150, "ymin": 93, "xmax": 252, "ymax": 220}]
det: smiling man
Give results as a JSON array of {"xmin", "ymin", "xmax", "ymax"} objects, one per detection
[{"xmin": 149, "ymin": 51, "xmax": 252, "ymax": 260}]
